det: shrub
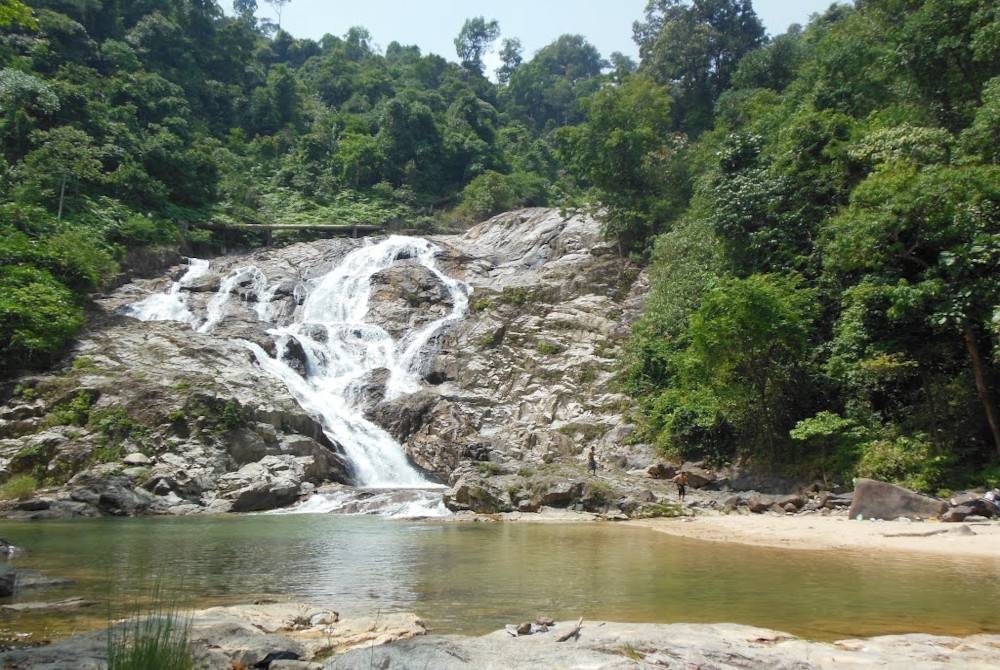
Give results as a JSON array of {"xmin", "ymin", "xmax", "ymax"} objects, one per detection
[
  {"xmin": 856, "ymin": 433, "xmax": 951, "ymax": 493},
  {"xmin": 0, "ymin": 265, "xmax": 84, "ymax": 372},
  {"xmin": 455, "ymin": 170, "xmax": 548, "ymax": 221},
  {"xmin": 45, "ymin": 389, "xmax": 97, "ymax": 427},
  {"xmin": 0, "ymin": 474, "xmax": 38, "ymax": 500},
  {"xmin": 535, "ymin": 340, "xmax": 563, "ymax": 355}
]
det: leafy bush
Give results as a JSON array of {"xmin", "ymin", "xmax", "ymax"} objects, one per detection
[
  {"xmin": 45, "ymin": 389, "xmax": 97, "ymax": 427},
  {"xmin": 90, "ymin": 407, "xmax": 133, "ymax": 439},
  {"xmin": 0, "ymin": 474, "xmax": 38, "ymax": 500},
  {"xmin": 105, "ymin": 215, "xmax": 178, "ymax": 248},
  {"xmin": 0, "ymin": 266, "xmax": 84, "ymax": 372},
  {"xmin": 455, "ymin": 170, "xmax": 548, "ymax": 221},
  {"xmin": 856, "ymin": 433, "xmax": 951, "ymax": 493}
]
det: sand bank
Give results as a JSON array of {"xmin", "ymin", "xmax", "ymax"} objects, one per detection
[{"xmin": 628, "ymin": 513, "xmax": 1000, "ymax": 558}]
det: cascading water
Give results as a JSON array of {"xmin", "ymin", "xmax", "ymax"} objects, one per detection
[
  {"xmin": 249, "ymin": 236, "xmax": 469, "ymax": 489},
  {"xmin": 125, "ymin": 258, "xmax": 210, "ymax": 326},
  {"xmin": 127, "ymin": 236, "xmax": 469, "ymax": 512},
  {"xmin": 199, "ymin": 265, "xmax": 276, "ymax": 333}
]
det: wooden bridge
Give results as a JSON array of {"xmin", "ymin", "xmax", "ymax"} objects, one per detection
[{"xmin": 186, "ymin": 222, "xmax": 384, "ymax": 246}]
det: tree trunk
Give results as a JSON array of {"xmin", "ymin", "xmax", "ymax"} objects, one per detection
[
  {"xmin": 57, "ymin": 174, "xmax": 67, "ymax": 220},
  {"xmin": 962, "ymin": 321, "xmax": 1000, "ymax": 458}
]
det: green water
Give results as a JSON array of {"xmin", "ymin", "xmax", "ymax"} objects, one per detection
[{"xmin": 2, "ymin": 515, "xmax": 999, "ymax": 643}]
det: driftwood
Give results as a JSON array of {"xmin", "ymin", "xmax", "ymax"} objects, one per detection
[{"xmin": 557, "ymin": 617, "xmax": 583, "ymax": 642}]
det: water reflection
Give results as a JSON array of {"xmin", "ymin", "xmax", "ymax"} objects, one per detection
[{"xmin": 2, "ymin": 516, "xmax": 999, "ymax": 642}]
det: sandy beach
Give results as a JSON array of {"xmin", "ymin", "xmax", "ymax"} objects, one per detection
[{"xmin": 627, "ymin": 513, "xmax": 1000, "ymax": 559}]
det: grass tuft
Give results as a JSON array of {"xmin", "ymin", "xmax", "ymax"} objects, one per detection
[
  {"xmin": 0, "ymin": 474, "xmax": 38, "ymax": 500},
  {"xmin": 107, "ymin": 593, "xmax": 194, "ymax": 670}
]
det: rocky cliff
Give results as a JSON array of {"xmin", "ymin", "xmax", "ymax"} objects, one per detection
[{"xmin": 0, "ymin": 208, "xmax": 660, "ymax": 518}]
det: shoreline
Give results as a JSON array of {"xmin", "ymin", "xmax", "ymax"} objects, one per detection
[{"xmin": 625, "ymin": 513, "xmax": 1000, "ymax": 559}]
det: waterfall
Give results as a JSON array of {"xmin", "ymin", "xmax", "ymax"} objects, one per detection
[
  {"xmin": 125, "ymin": 258, "xmax": 209, "ymax": 326},
  {"xmin": 198, "ymin": 265, "xmax": 274, "ymax": 333},
  {"xmin": 127, "ymin": 236, "xmax": 469, "ymax": 495},
  {"xmin": 252, "ymin": 236, "xmax": 469, "ymax": 488}
]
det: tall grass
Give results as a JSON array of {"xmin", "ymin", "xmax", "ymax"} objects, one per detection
[
  {"xmin": 106, "ymin": 593, "xmax": 194, "ymax": 670},
  {"xmin": 0, "ymin": 474, "xmax": 38, "ymax": 500}
]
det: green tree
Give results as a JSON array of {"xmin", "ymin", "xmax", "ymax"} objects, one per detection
[
  {"xmin": 634, "ymin": 0, "xmax": 765, "ymax": 134},
  {"xmin": 16, "ymin": 126, "xmax": 104, "ymax": 219},
  {"xmin": 454, "ymin": 16, "xmax": 499, "ymax": 75},
  {"xmin": 0, "ymin": 0, "xmax": 37, "ymax": 29},
  {"xmin": 653, "ymin": 274, "xmax": 818, "ymax": 461},
  {"xmin": 557, "ymin": 75, "xmax": 687, "ymax": 250},
  {"xmin": 496, "ymin": 37, "xmax": 522, "ymax": 86}
]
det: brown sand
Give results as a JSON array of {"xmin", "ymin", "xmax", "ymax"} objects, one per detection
[{"xmin": 628, "ymin": 513, "xmax": 1000, "ymax": 558}]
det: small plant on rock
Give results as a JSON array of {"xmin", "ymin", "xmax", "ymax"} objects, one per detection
[
  {"xmin": 107, "ymin": 594, "xmax": 194, "ymax": 670},
  {"xmin": 0, "ymin": 474, "xmax": 38, "ymax": 500}
]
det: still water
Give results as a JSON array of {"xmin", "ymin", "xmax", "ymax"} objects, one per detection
[{"xmin": 2, "ymin": 515, "xmax": 999, "ymax": 642}]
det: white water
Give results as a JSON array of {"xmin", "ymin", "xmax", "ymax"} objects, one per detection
[
  {"xmin": 252, "ymin": 236, "xmax": 469, "ymax": 488},
  {"xmin": 125, "ymin": 258, "xmax": 209, "ymax": 326},
  {"xmin": 198, "ymin": 265, "xmax": 276, "ymax": 333},
  {"xmin": 127, "ymin": 236, "xmax": 470, "ymax": 499}
]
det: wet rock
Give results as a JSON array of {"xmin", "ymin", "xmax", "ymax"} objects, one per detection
[
  {"xmin": 13, "ymin": 569, "xmax": 74, "ymax": 592},
  {"xmin": 368, "ymin": 391, "xmax": 438, "ymax": 443},
  {"xmin": 848, "ymin": 479, "xmax": 948, "ymax": 520},
  {"xmin": 0, "ymin": 565, "xmax": 14, "ymax": 597},
  {"xmin": 281, "ymin": 337, "xmax": 309, "ymax": 377},
  {"xmin": 349, "ymin": 367, "xmax": 390, "ymax": 409},
  {"xmin": 0, "ymin": 538, "xmax": 19, "ymax": 560},
  {"xmin": 1, "ymin": 597, "xmax": 97, "ymax": 612},
  {"xmin": 217, "ymin": 456, "xmax": 305, "ymax": 512}
]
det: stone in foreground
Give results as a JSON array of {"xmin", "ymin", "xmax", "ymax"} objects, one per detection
[{"xmin": 325, "ymin": 621, "xmax": 1000, "ymax": 670}]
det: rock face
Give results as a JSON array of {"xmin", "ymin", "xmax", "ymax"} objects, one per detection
[
  {"xmin": 0, "ymin": 602, "xmax": 425, "ymax": 669},
  {"xmin": 0, "ymin": 209, "xmax": 650, "ymax": 517},
  {"xmin": 324, "ymin": 621, "xmax": 1000, "ymax": 670},
  {"xmin": 848, "ymin": 479, "xmax": 949, "ymax": 520}
]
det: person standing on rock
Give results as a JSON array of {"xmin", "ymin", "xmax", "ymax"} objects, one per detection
[
  {"xmin": 587, "ymin": 446, "xmax": 597, "ymax": 476},
  {"xmin": 672, "ymin": 471, "xmax": 689, "ymax": 502}
]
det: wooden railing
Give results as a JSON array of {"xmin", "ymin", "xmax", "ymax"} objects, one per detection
[{"xmin": 184, "ymin": 221, "xmax": 383, "ymax": 246}]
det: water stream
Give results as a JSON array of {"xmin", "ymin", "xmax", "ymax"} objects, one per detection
[
  {"xmin": 3, "ymin": 516, "xmax": 1000, "ymax": 643},
  {"xmin": 125, "ymin": 258, "xmax": 210, "ymax": 326},
  {"xmin": 125, "ymin": 236, "xmax": 470, "ymax": 509}
]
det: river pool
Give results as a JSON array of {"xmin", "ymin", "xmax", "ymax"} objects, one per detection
[{"xmin": 2, "ymin": 514, "xmax": 999, "ymax": 643}]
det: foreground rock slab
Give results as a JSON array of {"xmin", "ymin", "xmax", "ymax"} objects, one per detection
[
  {"xmin": 0, "ymin": 602, "xmax": 425, "ymax": 669},
  {"xmin": 324, "ymin": 621, "xmax": 1000, "ymax": 670}
]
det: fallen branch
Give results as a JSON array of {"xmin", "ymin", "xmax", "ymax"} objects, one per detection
[{"xmin": 557, "ymin": 617, "xmax": 583, "ymax": 642}]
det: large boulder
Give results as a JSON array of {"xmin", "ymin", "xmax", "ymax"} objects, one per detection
[
  {"xmin": 681, "ymin": 462, "xmax": 716, "ymax": 489},
  {"xmin": 366, "ymin": 260, "xmax": 454, "ymax": 339},
  {"xmin": 948, "ymin": 492, "xmax": 997, "ymax": 518},
  {"xmin": 443, "ymin": 479, "xmax": 511, "ymax": 513},
  {"xmin": 216, "ymin": 455, "xmax": 306, "ymax": 512},
  {"xmin": 847, "ymin": 479, "xmax": 948, "ymax": 520}
]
